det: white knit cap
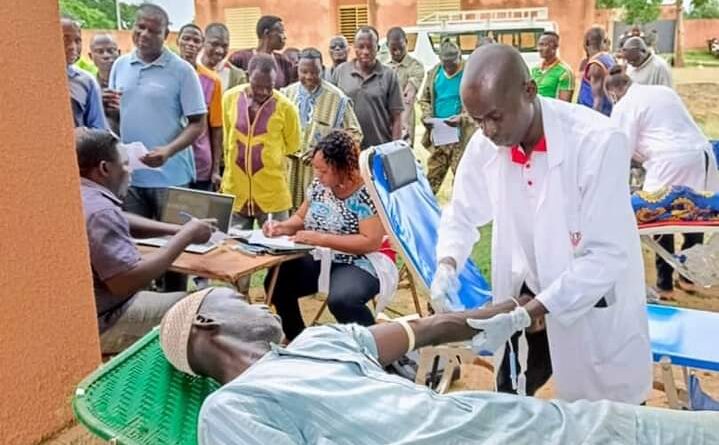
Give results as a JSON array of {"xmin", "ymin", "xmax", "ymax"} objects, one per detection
[{"xmin": 159, "ymin": 288, "xmax": 214, "ymax": 376}]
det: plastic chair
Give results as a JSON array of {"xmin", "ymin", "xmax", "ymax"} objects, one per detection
[{"xmin": 73, "ymin": 328, "xmax": 218, "ymax": 444}]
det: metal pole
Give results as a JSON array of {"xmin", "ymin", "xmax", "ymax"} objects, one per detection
[{"xmin": 116, "ymin": 0, "xmax": 122, "ymax": 30}]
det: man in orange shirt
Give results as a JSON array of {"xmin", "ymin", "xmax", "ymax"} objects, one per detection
[{"xmin": 178, "ymin": 24, "xmax": 223, "ymax": 190}]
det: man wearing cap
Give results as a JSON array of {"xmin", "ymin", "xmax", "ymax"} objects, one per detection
[
  {"xmin": 158, "ymin": 286, "xmax": 718, "ymax": 444},
  {"xmin": 622, "ymin": 36, "xmax": 672, "ymax": 88},
  {"xmin": 418, "ymin": 39, "xmax": 476, "ymax": 194}
]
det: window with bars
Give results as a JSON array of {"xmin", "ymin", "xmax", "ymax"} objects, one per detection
[
  {"xmin": 225, "ymin": 7, "xmax": 262, "ymax": 49},
  {"xmin": 338, "ymin": 5, "xmax": 369, "ymax": 44}
]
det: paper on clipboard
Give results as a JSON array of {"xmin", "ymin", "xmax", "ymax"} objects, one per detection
[
  {"xmin": 121, "ymin": 142, "xmax": 161, "ymax": 171},
  {"xmin": 427, "ymin": 118, "xmax": 460, "ymax": 146},
  {"xmin": 247, "ymin": 230, "xmax": 297, "ymax": 249}
]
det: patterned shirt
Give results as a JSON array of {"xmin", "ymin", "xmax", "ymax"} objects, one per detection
[
  {"xmin": 531, "ymin": 59, "xmax": 574, "ymax": 99},
  {"xmin": 220, "ymin": 86, "xmax": 300, "ymax": 215},
  {"xmin": 304, "ymin": 178, "xmax": 377, "ymax": 275}
]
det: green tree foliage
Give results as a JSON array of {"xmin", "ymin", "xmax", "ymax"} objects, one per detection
[
  {"xmin": 686, "ymin": 0, "xmax": 719, "ymax": 18},
  {"xmin": 59, "ymin": 0, "xmax": 139, "ymax": 29},
  {"xmin": 596, "ymin": 0, "xmax": 662, "ymax": 24},
  {"xmin": 598, "ymin": 0, "xmax": 719, "ymax": 22}
]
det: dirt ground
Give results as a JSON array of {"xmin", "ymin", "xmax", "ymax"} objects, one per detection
[{"xmin": 43, "ymin": 67, "xmax": 719, "ymax": 444}]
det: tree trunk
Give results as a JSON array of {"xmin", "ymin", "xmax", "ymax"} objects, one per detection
[{"xmin": 674, "ymin": 0, "xmax": 685, "ymax": 67}]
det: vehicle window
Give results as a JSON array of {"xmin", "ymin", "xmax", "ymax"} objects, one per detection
[
  {"xmin": 459, "ymin": 33, "xmax": 477, "ymax": 52},
  {"xmin": 427, "ymin": 28, "xmax": 546, "ymax": 55},
  {"xmin": 407, "ymin": 32, "xmax": 418, "ymax": 52}
]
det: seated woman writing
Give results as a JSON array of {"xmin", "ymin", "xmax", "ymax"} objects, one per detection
[{"xmin": 263, "ymin": 130, "xmax": 393, "ymax": 340}]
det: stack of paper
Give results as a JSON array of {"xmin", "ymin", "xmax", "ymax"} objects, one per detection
[{"xmin": 426, "ymin": 118, "xmax": 460, "ymax": 146}]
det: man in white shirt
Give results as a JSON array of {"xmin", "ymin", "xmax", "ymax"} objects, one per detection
[
  {"xmin": 622, "ymin": 37, "xmax": 672, "ymax": 88},
  {"xmin": 607, "ymin": 65, "xmax": 718, "ymax": 297},
  {"xmin": 431, "ymin": 44, "xmax": 652, "ymax": 404}
]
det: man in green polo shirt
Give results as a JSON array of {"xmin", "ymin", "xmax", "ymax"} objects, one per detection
[{"xmin": 531, "ymin": 31, "xmax": 574, "ymax": 101}]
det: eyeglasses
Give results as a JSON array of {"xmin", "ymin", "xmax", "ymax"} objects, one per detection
[{"xmin": 330, "ymin": 44, "xmax": 347, "ymax": 50}]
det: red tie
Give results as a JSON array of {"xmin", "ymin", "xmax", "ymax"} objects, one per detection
[{"xmin": 510, "ymin": 136, "xmax": 547, "ymax": 165}]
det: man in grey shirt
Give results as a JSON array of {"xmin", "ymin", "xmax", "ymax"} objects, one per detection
[
  {"xmin": 333, "ymin": 26, "xmax": 404, "ymax": 149},
  {"xmin": 76, "ymin": 128, "xmax": 214, "ymax": 354},
  {"xmin": 622, "ymin": 37, "xmax": 672, "ymax": 87}
]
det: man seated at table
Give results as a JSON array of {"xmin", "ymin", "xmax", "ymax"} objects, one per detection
[
  {"xmin": 76, "ymin": 128, "xmax": 215, "ymax": 354},
  {"xmin": 160, "ymin": 287, "xmax": 718, "ymax": 444}
]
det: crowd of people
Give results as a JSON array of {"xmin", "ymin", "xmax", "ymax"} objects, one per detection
[{"xmin": 63, "ymin": 3, "xmax": 719, "ymax": 442}]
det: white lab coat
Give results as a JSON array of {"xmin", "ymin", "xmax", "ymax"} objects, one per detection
[
  {"xmin": 611, "ymin": 83, "xmax": 719, "ymax": 192},
  {"xmin": 437, "ymin": 97, "xmax": 652, "ymax": 404}
]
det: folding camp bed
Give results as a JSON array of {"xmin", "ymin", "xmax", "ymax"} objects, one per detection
[
  {"xmin": 634, "ymin": 141, "xmax": 719, "ymax": 288},
  {"xmin": 648, "ymin": 304, "xmax": 719, "ymax": 409},
  {"xmin": 638, "ymin": 221, "xmax": 719, "ymax": 288}
]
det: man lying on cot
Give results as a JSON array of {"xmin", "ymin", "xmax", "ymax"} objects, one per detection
[{"xmin": 159, "ymin": 287, "xmax": 718, "ymax": 445}]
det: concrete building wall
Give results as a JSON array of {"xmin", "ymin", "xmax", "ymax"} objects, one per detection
[
  {"xmin": 195, "ymin": 0, "xmax": 335, "ymax": 53},
  {"xmin": 685, "ymin": 19, "xmax": 719, "ymax": 50},
  {"xmin": 0, "ymin": 1, "xmax": 101, "ymax": 443},
  {"xmin": 195, "ymin": 0, "xmax": 596, "ymax": 73},
  {"xmin": 80, "ymin": 30, "xmax": 179, "ymax": 61}
]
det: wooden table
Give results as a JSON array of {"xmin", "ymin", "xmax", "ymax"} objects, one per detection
[{"xmin": 138, "ymin": 241, "xmax": 305, "ymax": 304}]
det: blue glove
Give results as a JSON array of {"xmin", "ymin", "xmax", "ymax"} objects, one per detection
[
  {"xmin": 466, "ymin": 306, "xmax": 532, "ymax": 354},
  {"xmin": 430, "ymin": 262, "xmax": 462, "ymax": 313}
]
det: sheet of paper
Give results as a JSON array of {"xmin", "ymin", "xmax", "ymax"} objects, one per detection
[
  {"xmin": 427, "ymin": 118, "xmax": 460, "ymax": 146},
  {"xmin": 247, "ymin": 230, "xmax": 297, "ymax": 249},
  {"xmin": 208, "ymin": 230, "xmax": 228, "ymax": 245},
  {"xmin": 121, "ymin": 142, "xmax": 161, "ymax": 171}
]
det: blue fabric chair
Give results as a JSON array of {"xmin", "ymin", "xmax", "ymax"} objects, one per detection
[
  {"xmin": 360, "ymin": 142, "xmax": 492, "ymax": 311},
  {"xmin": 711, "ymin": 140, "xmax": 719, "ymax": 166}
]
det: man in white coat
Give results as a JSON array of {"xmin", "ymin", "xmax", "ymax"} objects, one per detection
[
  {"xmin": 606, "ymin": 65, "xmax": 719, "ymax": 297},
  {"xmin": 431, "ymin": 44, "xmax": 652, "ymax": 404}
]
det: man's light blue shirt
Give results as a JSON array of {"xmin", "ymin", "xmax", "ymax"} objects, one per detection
[
  {"xmin": 198, "ymin": 324, "xmax": 718, "ymax": 444},
  {"xmin": 109, "ymin": 49, "xmax": 206, "ymax": 188},
  {"xmin": 67, "ymin": 65, "xmax": 108, "ymax": 130}
]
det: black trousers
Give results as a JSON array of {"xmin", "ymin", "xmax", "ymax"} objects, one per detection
[
  {"xmin": 496, "ymin": 328, "xmax": 553, "ymax": 396},
  {"xmin": 655, "ymin": 233, "xmax": 704, "ymax": 291},
  {"xmin": 496, "ymin": 283, "xmax": 552, "ymax": 396},
  {"xmin": 267, "ymin": 254, "xmax": 379, "ymax": 341}
]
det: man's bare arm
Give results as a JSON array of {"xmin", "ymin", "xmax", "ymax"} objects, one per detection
[
  {"xmin": 557, "ymin": 89, "xmax": 574, "ymax": 102},
  {"xmin": 125, "ymin": 212, "xmax": 181, "ymax": 238},
  {"xmin": 371, "ymin": 297, "xmax": 532, "ymax": 366},
  {"xmin": 588, "ymin": 64, "xmax": 606, "ymax": 111}
]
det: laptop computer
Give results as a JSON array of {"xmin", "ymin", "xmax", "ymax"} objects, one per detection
[{"xmin": 134, "ymin": 187, "xmax": 235, "ymax": 254}]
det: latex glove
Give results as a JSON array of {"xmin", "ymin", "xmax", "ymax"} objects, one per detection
[
  {"xmin": 466, "ymin": 306, "xmax": 532, "ymax": 354},
  {"xmin": 430, "ymin": 262, "xmax": 461, "ymax": 313}
]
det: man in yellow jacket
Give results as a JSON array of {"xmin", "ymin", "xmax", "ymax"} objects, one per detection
[{"xmin": 221, "ymin": 53, "xmax": 300, "ymax": 230}]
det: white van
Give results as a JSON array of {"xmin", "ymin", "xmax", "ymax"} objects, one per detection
[{"xmin": 380, "ymin": 8, "xmax": 557, "ymax": 70}]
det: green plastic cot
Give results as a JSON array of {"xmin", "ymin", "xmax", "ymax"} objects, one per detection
[{"xmin": 72, "ymin": 327, "xmax": 219, "ymax": 445}]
